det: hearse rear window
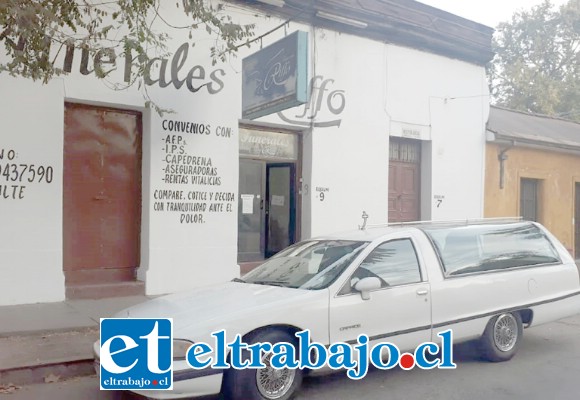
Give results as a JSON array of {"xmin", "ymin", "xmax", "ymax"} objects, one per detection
[{"xmin": 423, "ymin": 222, "xmax": 561, "ymax": 276}]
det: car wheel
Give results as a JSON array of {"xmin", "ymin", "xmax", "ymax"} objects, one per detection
[
  {"xmin": 480, "ymin": 312, "xmax": 523, "ymax": 362},
  {"xmin": 222, "ymin": 329, "xmax": 303, "ymax": 400}
]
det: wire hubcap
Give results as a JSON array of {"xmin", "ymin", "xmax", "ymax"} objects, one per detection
[
  {"xmin": 493, "ymin": 313, "xmax": 518, "ymax": 352},
  {"xmin": 256, "ymin": 352, "xmax": 296, "ymax": 399}
]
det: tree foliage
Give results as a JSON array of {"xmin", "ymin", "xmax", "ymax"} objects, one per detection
[
  {"xmin": 0, "ymin": 0, "xmax": 254, "ymax": 93},
  {"xmin": 489, "ymin": 0, "xmax": 580, "ymax": 121}
]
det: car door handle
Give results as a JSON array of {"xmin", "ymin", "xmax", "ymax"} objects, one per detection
[{"xmin": 416, "ymin": 289, "xmax": 429, "ymax": 296}]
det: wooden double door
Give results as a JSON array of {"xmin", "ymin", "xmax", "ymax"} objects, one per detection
[{"xmin": 389, "ymin": 138, "xmax": 421, "ymax": 223}]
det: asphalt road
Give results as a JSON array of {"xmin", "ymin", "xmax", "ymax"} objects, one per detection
[{"xmin": 3, "ymin": 315, "xmax": 580, "ymax": 400}]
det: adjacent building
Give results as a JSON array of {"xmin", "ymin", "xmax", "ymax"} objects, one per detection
[
  {"xmin": 0, "ymin": 0, "xmax": 493, "ymax": 305},
  {"xmin": 485, "ymin": 106, "xmax": 580, "ymax": 258}
]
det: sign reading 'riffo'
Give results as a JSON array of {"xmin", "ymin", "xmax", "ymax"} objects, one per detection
[{"xmin": 242, "ymin": 31, "xmax": 308, "ymax": 120}]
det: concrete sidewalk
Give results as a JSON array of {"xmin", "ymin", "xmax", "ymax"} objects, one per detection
[{"xmin": 0, "ymin": 296, "xmax": 152, "ymax": 386}]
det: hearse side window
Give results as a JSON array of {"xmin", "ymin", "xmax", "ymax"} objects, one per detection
[
  {"xmin": 423, "ymin": 223, "xmax": 561, "ymax": 276},
  {"xmin": 349, "ymin": 239, "xmax": 422, "ymax": 289}
]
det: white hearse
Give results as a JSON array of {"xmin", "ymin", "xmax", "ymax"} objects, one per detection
[{"xmin": 95, "ymin": 219, "xmax": 580, "ymax": 400}]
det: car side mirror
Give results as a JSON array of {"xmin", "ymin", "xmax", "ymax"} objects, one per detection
[{"xmin": 353, "ymin": 277, "xmax": 382, "ymax": 300}]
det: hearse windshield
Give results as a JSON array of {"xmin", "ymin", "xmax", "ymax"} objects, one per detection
[
  {"xmin": 241, "ymin": 240, "xmax": 369, "ymax": 290},
  {"xmin": 423, "ymin": 222, "xmax": 562, "ymax": 276}
]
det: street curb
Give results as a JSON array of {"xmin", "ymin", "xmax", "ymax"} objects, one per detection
[
  {"xmin": 0, "ymin": 360, "xmax": 95, "ymax": 386},
  {"xmin": 0, "ymin": 328, "xmax": 98, "ymax": 386},
  {"xmin": 0, "ymin": 325, "xmax": 98, "ymax": 340}
]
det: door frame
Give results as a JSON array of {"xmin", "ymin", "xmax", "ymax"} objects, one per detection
[
  {"xmin": 388, "ymin": 137, "xmax": 421, "ymax": 223},
  {"xmin": 519, "ymin": 177, "xmax": 540, "ymax": 222},
  {"xmin": 265, "ymin": 162, "xmax": 297, "ymax": 258},
  {"xmin": 63, "ymin": 102, "xmax": 143, "ymax": 285},
  {"xmin": 237, "ymin": 159, "xmax": 267, "ymax": 262},
  {"xmin": 574, "ymin": 182, "xmax": 580, "ymax": 260},
  {"xmin": 237, "ymin": 125, "xmax": 303, "ymax": 266}
]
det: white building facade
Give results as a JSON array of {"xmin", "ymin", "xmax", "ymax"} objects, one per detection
[{"xmin": 0, "ymin": 0, "xmax": 493, "ymax": 305}]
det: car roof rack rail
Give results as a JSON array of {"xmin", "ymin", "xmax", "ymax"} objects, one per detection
[{"xmin": 361, "ymin": 216, "xmax": 524, "ymax": 230}]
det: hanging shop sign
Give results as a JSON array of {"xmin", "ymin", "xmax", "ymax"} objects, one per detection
[{"xmin": 241, "ymin": 31, "xmax": 308, "ymax": 120}]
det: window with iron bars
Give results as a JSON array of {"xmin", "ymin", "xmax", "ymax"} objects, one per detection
[{"xmin": 389, "ymin": 139, "xmax": 420, "ymax": 163}]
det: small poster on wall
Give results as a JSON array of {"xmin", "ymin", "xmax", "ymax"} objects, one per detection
[{"xmin": 241, "ymin": 194, "xmax": 255, "ymax": 214}]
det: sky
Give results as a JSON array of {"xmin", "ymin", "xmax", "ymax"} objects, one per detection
[{"xmin": 417, "ymin": 0, "xmax": 570, "ymax": 28}]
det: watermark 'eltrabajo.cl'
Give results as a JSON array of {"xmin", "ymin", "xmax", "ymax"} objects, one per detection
[{"xmin": 187, "ymin": 329, "xmax": 456, "ymax": 379}]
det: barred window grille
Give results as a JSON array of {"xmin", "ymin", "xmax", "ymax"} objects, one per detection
[{"xmin": 390, "ymin": 139, "xmax": 420, "ymax": 162}]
